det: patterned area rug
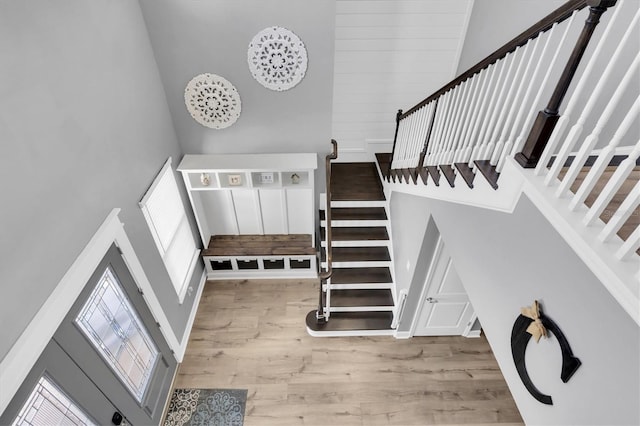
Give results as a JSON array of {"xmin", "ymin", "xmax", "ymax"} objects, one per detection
[{"xmin": 164, "ymin": 388, "xmax": 247, "ymax": 426}]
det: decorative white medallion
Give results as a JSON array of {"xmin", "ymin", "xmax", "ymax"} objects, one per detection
[
  {"xmin": 184, "ymin": 73, "xmax": 241, "ymax": 129},
  {"xmin": 248, "ymin": 26, "xmax": 308, "ymax": 91}
]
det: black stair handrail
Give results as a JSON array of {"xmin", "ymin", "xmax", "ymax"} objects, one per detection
[{"xmin": 317, "ymin": 139, "xmax": 338, "ymax": 322}]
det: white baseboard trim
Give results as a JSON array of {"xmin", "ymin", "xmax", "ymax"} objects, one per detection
[
  {"xmin": 395, "ymin": 331, "xmax": 412, "ymax": 339},
  {"xmin": 174, "ymin": 271, "xmax": 207, "ymax": 362}
]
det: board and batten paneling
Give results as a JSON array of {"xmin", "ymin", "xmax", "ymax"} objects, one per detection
[{"xmin": 332, "ymin": 0, "xmax": 474, "ymax": 159}]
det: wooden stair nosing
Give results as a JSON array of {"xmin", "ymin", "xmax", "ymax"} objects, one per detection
[
  {"xmin": 319, "ymin": 207, "xmax": 387, "ymax": 221},
  {"xmin": 409, "ymin": 167, "xmax": 419, "ymax": 184},
  {"xmin": 474, "ymin": 160, "xmax": 500, "ymax": 190},
  {"xmin": 418, "ymin": 167, "xmax": 429, "ymax": 185},
  {"xmin": 439, "ymin": 164, "xmax": 456, "ymax": 187},
  {"xmin": 426, "ymin": 166, "xmax": 441, "ymax": 186},
  {"xmin": 305, "ymin": 310, "xmax": 394, "ymax": 333},
  {"xmin": 454, "ymin": 162, "xmax": 475, "ymax": 189}
]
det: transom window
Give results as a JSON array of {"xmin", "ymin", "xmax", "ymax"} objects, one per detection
[
  {"xmin": 12, "ymin": 375, "xmax": 96, "ymax": 426},
  {"xmin": 75, "ymin": 266, "xmax": 159, "ymax": 402}
]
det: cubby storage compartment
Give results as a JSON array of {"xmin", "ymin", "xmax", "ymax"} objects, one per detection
[
  {"xmin": 237, "ymin": 259, "xmax": 259, "ymax": 270},
  {"xmin": 209, "ymin": 259, "xmax": 232, "ymax": 270},
  {"xmin": 289, "ymin": 259, "xmax": 311, "ymax": 269},
  {"xmin": 263, "ymin": 259, "xmax": 285, "ymax": 269}
]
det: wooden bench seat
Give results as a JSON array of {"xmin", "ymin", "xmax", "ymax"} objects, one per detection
[{"xmin": 203, "ymin": 234, "xmax": 316, "ymax": 257}]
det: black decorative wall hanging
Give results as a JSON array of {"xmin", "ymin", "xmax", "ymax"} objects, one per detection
[{"xmin": 510, "ymin": 300, "xmax": 581, "ymax": 405}]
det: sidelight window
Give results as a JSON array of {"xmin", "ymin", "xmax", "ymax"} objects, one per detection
[{"xmin": 12, "ymin": 375, "xmax": 97, "ymax": 426}]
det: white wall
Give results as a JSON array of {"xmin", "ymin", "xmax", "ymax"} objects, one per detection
[
  {"xmin": 0, "ymin": 0, "xmax": 202, "ymax": 363},
  {"xmin": 138, "ymin": 0, "xmax": 335, "ymax": 158},
  {"xmin": 456, "ymin": 0, "xmax": 566, "ymax": 73},
  {"xmin": 389, "ymin": 192, "xmax": 639, "ymax": 425}
]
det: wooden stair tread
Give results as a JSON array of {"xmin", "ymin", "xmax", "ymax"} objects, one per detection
[
  {"xmin": 474, "ymin": 160, "xmax": 499, "ymax": 190},
  {"xmin": 329, "ymin": 289, "xmax": 394, "ymax": 307},
  {"xmin": 306, "ymin": 311, "xmax": 393, "ymax": 332},
  {"xmin": 322, "ymin": 246, "xmax": 390, "ymax": 262},
  {"xmin": 320, "ymin": 207, "xmax": 387, "ymax": 221},
  {"xmin": 331, "ymin": 267, "xmax": 393, "ymax": 284},
  {"xmin": 455, "ymin": 162, "xmax": 476, "ymax": 189},
  {"xmin": 440, "ymin": 165, "xmax": 456, "ymax": 187},
  {"xmin": 331, "ymin": 163, "xmax": 386, "ymax": 201},
  {"xmin": 321, "ymin": 226, "xmax": 389, "ymax": 241}
]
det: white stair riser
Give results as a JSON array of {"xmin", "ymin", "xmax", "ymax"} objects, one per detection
[
  {"xmin": 324, "ymin": 283, "xmax": 393, "ymax": 290},
  {"xmin": 326, "ymin": 200, "xmax": 387, "ymax": 208},
  {"xmin": 322, "ymin": 240, "xmax": 391, "ymax": 247},
  {"xmin": 321, "ymin": 220, "xmax": 388, "ymax": 227},
  {"xmin": 306, "ymin": 328, "xmax": 395, "ymax": 337},
  {"xmin": 322, "ymin": 261, "xmax": 391, "ymax": 268},
  {"xmin": 329, "ymin": 306, "xmax": 395, "ymax": 312}
]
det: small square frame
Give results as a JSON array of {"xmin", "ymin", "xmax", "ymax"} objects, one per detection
[{"xmin": 228, "ymin": 174, "xmax": 242, "ymax": 186}]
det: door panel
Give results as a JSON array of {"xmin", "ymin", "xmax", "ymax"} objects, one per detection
[
  {"xmin": 0, "ymin": 340, "xmax": 120, "ymax": 426},
  {"xmin": 414, "ymin": 239, "xmax": 474, "ymax": 336},
  {"xmin": 54, "ymin": 244, "xmax": 176, "ymax": 425}
]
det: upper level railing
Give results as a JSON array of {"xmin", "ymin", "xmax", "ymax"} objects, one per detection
[
  {"xmin": 389, "ymin": 0, "xmax": 620, "ymax": 188},
  {"xmin": 386, "ymin": 0, "xmax": 639, "ymax": 323}
]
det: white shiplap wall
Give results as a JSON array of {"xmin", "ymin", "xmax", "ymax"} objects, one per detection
[{"xmin": 332, "ymin": 0, "xmax": 474, "ymax": 160}]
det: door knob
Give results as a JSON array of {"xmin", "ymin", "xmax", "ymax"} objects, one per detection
[{"xmin": 426, "ymin": 297, "xmax": 437, "ymax": 303}]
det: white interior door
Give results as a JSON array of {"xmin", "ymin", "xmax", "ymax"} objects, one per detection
[{"xmin": 414, "ymin": 238, "xmax": 474, "ymax": 336}]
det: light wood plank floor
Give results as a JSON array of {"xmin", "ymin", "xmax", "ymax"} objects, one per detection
[{"xmin": 174, "ymin": 279, "xmax": 523, "ymax": 426}]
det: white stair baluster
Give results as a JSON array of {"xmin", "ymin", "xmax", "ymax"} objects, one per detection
[
  {"xmin": 465, "ymin": 64, "xmax": 498, "ymax": 165},
  {"xmin": 555, "ymin": 54, "xmax": 640, "ymax": 198},
  {"xmin": 569, "ymin": 96, "xmax": 640, "ymax": 211},
  {"xmin": 597, "ymin": 179, "xmax": 640, "ymax": 243},
  {"xmin": 413, "ymin": 105, "xmax": 429, "ymax": 168},
  {"xmin": 475, "ymin": 51, "xmax": 516, "ymax": 165},
  {"xmin": 453, "ymin": 76, "xmax": 481, "ymax": 163},
  {"xmin": 457, "ymin": 71, "xmax": 487, "ymax": 163},
  {"xmin": 584, "ymin": 140, "xmax": 640, "ymax": 227},
  {"xmin": 491, "ymin": 41, "xmax": 533, "ymax": 165},
  {"xmin": 439, "ymin": 84, "xmax": 466, "ymax": 165},
  {"xmin": 484, "ymin": 45, "xmax": 527, "ymax": 164},
  {"xmin": 469, "ymin": 58, "xmax": 505, "ymax": 167},
  {"xmin": 616, "ymin": 226, "xmax": 640, "ymax": 261},
  {"xmin": 431, "ymin": 91, "xmax": 453, "ymax": 165},
  {"xmin": 425, "ymin": 96, "xmax": 447, "ymax": 166}
]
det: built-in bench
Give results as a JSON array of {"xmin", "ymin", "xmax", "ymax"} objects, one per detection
[{"xmin": 202, "ymin": 234, "xmax": 317, "ymax": 279}]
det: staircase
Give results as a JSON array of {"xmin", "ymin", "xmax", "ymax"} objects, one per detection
[{"xmin": 306, "ymin": 162, "xmax": 396, "ymax": 336}]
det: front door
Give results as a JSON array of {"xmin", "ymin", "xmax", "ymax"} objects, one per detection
[
  {"xmin": 54, "ymin": 244, "xmax": 177, "ymax": 425},
  {"xmin": 414, "ymin": 237, "xmax": 475, "ymax": 336}
]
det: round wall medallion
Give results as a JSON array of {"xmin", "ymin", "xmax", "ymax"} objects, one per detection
[
  {"xmin": 184, "ymin": 73, "xmax": 241, "ymax": 129},
  {"xmin": 248, "ymin": 26, "xmax": 308, "ymax": 91}
]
